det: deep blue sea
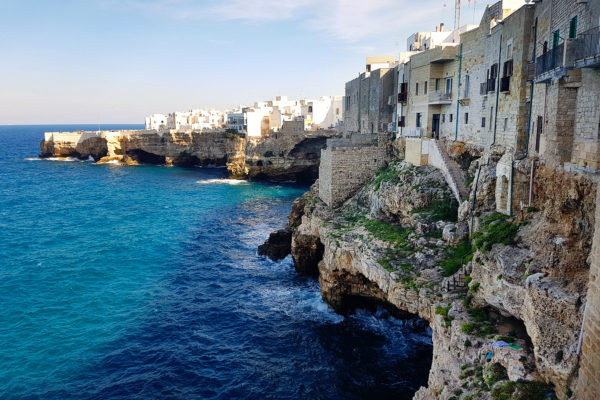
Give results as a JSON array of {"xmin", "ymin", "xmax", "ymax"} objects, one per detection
[{"xmin": 0, "ymin": 125, "xmax": 432, "ymax": 399}]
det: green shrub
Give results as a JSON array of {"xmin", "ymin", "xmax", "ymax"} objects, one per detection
[
  {"xmin": 436, "ymin": 304, "xmax": 454, "ymax": 327},
  {"xmin": 484, "ymin": 363, "xmax": 509, "ymax": 386},
  {"xmin": 441, "ymin": 238, "xmax": 473, "ymax": 277},
  {"xmin": 464, "ymin": 339, "xmax": 472, "ymax": 347},
  {"xmin": 468, "ymin": 281, "xmax": 480, "ymax": 293},
  {"xmin": 373, "ymin": 165, "xmax": 398, "ymax": 190},
  {"xmin": 526, "ymin": 206, "xmax": 539, "ymax": 213},
  {"xmin": 465, "ymin": 276, "xmax": 472, "ymax": 284},
  {"xmin": 472, "ymin": 213, "xmax": 519, "ymax": 252}
]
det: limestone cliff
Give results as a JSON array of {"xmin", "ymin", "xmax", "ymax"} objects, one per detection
[
  {"xmin": 284, "ymin": 159, "xmax": 596, "ymax": 400},
  {"xmin": 40, "ymin": 129, "xmax": 337, "ymax": 183}
]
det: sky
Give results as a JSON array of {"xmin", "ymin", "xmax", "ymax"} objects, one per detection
[{"xmin": 0, "ymin": 0, "xmax": 488, "ymax": 124}]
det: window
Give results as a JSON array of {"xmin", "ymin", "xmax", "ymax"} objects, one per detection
[
  {"xmin": 504, "ymin": 118, "xmax": 508, "ymax": 131},
  {"xmin": 308, "ymin": 105, "xmax": 313, "ymax": 113},
  {"xmin": 503, "ymin": 59, "xmax": 513, "ymax": 77},
  {"xmin": 336, "ymin": 108, "xmax": 340, "ymax": 115},
  {"xmin": 416, "ymin": 82, "xmax": 419, "ymax": 95},
  {"xmin": 553, "ymin": 30, "xmax": 560, "ymax": 48},
  {"xmin": 506, "ymin": 39, "xmax": 513, "ymax": 58},
  {"xmin": 449, "ymin": 114, "xmax": 453, "ymax": 123},
  {"xmin": 435, "ymin": 78, "xmax": 440, "ymax": 91},
  {"xmin": 442, "ymin": 114, "xmax": 446, "ymax": 123},
  {"xmin": 490, "ymin": 64, "xmax": 498, "ymax": 79},
  {"xmin": 543, "ymin": 41, "xmax": 548, "ymax": 54},
  {"xmin": 464, "ymin": 75, "xmax": 470, "ymax": 98},
  {"xmin": 482, "ymin": 117, "xmax": 486, "ymax": 128},
  {"xmin": 424, "ymin": 81, "xmax": 428, "ymax": 95},
  {"xmin": 569, "ymin": 16, "xmax": 578, "ymax": 39},
  {"xmin": 445, "ymin": 78, "xmax": 453, "ymax": 94},
  {"xmin": 465, "ymin": 113, "xmax": 469, "ymax": 124},
  {"xmin": 416, "ymin": 113, "xmax": 422, "ymax": 127}
]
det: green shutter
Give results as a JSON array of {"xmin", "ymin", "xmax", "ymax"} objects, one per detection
[
  {"xmin": 553, "ymin": 30, "xmax": 560, "ymax": 48},
  {"xmin": 569, "ymin": 16, "xmax": 577, "ymax": 39}
]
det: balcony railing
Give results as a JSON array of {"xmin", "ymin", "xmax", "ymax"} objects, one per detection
[
  {"xmin": 398, "ymin": 92, "xmax": 407, "ymax": 102},
  {"xmin": 573, "ymin": 27, "xmax": 600, "ymax": 68},
  {"xmin": 404, "ymin": 127, "xmax": 425, "ymax": 138},
  {"xmin": 428, "ymin": 91, "xmax": 452, "ymax": 104},
  {"xmin": 486, "ymin": 78, "xmax": 496, "ymax": 92},
  {"xmin": 536, "ymin": 43, "xmax": 564, "ymax": 75},
  {"xmin": 500, "ymin": 76, "xmax": 510, "ymax": 92}
]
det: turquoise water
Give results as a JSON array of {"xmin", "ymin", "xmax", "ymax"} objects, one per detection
[{"xmin": 0, "ymin": 125, "xmax": 432, "ymax": 399}]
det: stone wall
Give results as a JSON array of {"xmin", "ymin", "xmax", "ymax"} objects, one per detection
[
  {"xmin": 404, "ymin": 138, "xmax": 429, "ymax": 166},
  {"xmin": 577, "ymin": 186, "xmax": 600, "ymax": 399},
  {"xmin": 318, "ymin": 134, "xmax": 389, "ymax": 208}
]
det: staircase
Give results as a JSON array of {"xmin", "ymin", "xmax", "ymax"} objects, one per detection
[{"xmin": 429, "ymin": 139, "xmax": 470, "ymax": 202}]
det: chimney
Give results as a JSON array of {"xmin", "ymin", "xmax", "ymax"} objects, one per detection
[{"xmin": 440, "ymin": 23, "xmax": 444, "ymax": 32}]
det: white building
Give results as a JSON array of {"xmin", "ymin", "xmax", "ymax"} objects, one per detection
[{"xmin": 145, "ymin": 114, "xmax": 168, "ymax": 130}]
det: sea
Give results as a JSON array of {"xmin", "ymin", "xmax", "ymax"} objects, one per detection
[{"xmin": 0, "ymin": 125, "xmax": 432, "ymax": 400}]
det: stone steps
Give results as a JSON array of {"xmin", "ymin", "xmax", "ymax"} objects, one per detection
[{"xmin": 436, "ymin": 140, "xmax": 470, "ymax": 201}]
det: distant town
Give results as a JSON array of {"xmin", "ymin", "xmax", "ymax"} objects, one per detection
[{"xmin": 144, "ymin": 95, "xmax": 343, "ymax": 136}]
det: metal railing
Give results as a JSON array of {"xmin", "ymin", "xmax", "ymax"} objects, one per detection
[
  {"xmin": 398, "ymin": 92, "xmax": 407, "ymax": 102},
  {"xmin": 428, "ymin": 91, "xmax": 452, "ymax": 104},
  {"xmin": 573, "ymin": 26, "xmax": 600, "ymax": 66},
  {"xmin": 535, "ymin": 43, "xmax": 564, "ymax": 75},
  {"xmin": 404, "ymin": 127, "xmax": 425, "ymax": 138}
]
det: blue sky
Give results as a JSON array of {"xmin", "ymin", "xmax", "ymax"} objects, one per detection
[{"xmin": 0, "ymin": 0, "xmax": 488, "ymax": 124}]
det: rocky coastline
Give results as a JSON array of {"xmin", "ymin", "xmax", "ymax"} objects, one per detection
[
  {"xmin": 39, "ymin": 129, "xmax": 339, "ymax": 183},
  {"xmin": 260, "ymin": 145, "xmax": 598, "ymax": 400}
]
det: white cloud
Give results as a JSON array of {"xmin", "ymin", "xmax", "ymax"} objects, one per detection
[{"xmin": 108, "ymin": 0, "xmax": 482, "ymax": 45}]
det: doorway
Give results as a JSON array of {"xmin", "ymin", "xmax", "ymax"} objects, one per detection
[{"xmin": 432, "ymin": 114, "xmax": 440, "ymax": 139}]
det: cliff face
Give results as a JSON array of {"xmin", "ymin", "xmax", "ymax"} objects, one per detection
[
  {"xmin": 286, "ymin": 159, "xmax": 596, "ymax": 400},
  {"xmin": 40, "ymin": 129, "xmax": 337, "ymax": 182}
]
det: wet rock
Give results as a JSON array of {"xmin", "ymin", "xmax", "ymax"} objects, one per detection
[{"xmin": 258, "ymin": 229, "xmax": 292, "ymax": 261}]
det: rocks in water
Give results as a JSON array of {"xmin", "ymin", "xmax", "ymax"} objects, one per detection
[
  {"xmin": 258, "ymin": 229, "xmax": 292, "ymax": 261},
  {"xmin": 291, "ymin": 233, "xmax": 324, "ymax": 276}
]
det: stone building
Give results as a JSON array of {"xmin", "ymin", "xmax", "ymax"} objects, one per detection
[
  {"xmin": 318, "ymin": 133, "xmax": 390, "ymax": 208},
  {"xmin": 529, "ymin": 0, "xmax": 600, "ymax": 172},
  {"xmin": 343, "ymin": 56, "xmax": 398, "ymax": 135}
]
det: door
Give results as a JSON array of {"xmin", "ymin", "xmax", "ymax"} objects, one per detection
[
  {"xmin": 535, "ymin": 116, "xmax": 543, "ymax": 152},
  {"xmin": 432, "ymin": 114, "xmax": 440, "ymax": 139}
]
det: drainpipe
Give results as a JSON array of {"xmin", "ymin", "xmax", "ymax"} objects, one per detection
[
  {"xmin": 521, "ymin": 17, "xmax": 537, "ymax": 161},
  {"xmin": 492, "ymin": 34, "xmax": 502, "ymax": 146},
  {"xmin": 513, "ymin": 17, "xmax": 538, "ymax": 214},
  {"xmin": 455, "ymin": 43, "xmax": 463, "ymax": 142}
]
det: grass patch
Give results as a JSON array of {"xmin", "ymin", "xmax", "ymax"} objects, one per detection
[
  {"xmin": 361, "ymin": 218, "xmax": 412, "ymax": 249},
  {"xmin": 436, "ymin": 304, "xmax": 454, "ymax": 327},
  {"xmin": 412, "ymin": 199, "xmax": 459, "ymax": 222},
  {"xmin": 441, "ymin": 238, "xmax": 473, "ymax": 277},
  {"xmin": 472, "ymin": 213, "xmax": 519, "ymax": 252},
  {"xmin": 491, "ymin": 380, "xmax": 557, "ymax": 400},
  {"xmin": 373, "ymin": 164, "xmax": 399, "ymax": 191}
]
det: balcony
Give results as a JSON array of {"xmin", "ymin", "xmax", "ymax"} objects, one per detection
[
  {"xmin": 487, "ymin": 78, "xmax": 496, "ymax": 93},
  {"xmin": 500, "ymin": 76, "xmax": 510, "ymax": 92},
  {"xmin": 398, "ymin": 92, "xmax": 408, "ymax": 102},
  {"xmin": 428, "ymin": 91, "xmax": 452, "ymax": 105},
  {"xmin": 535, "ymin": 43, "xmax": 564, "ymax": 78},
  {"xmin": 573, "ymin": 27, "xmax": 600, "ymax": 69},
  {"xmin": 404, "ymin": 127, "xmax": 425, "ymax": 138},
  {"xmin": 429, "ymin": 46, "xmax": 459, "ymax": 64}
]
